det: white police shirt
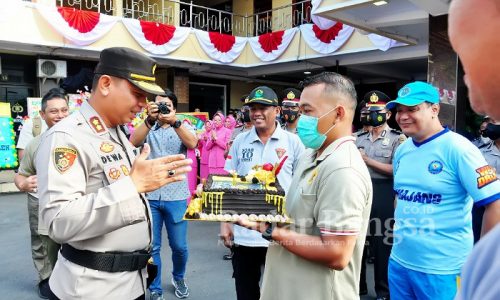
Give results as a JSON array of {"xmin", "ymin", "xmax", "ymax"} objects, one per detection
[{"xmin": 225, "ymin": 123, "xmax": 304, "ymax": 247}]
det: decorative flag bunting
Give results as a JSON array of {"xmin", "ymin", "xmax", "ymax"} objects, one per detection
[
  {"xmin": 366, "ymin": 33, "xmax": 407, "ymax": 51},
  {"xmin": 310, "ymin": 0, "xmax": 336, "ymax": 30},
  {"xmin": 122, "ymin": 18, "xmax": 191, "ymax": 55},
  {"xmin": 37, "ymin": 5, "xmax": 117, "ymax": 46},
  {"xmin": 300, "ymin": 23, "xmax": 354, "ymax": 54},
  {"xmin": 249, "ymin": 28, "xmax": 298, "ymax": 62},
  {"xmin": 193, "ymin": 29, "xmax": 247, "ymax": 63}
]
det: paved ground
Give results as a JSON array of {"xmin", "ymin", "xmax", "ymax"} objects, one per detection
[{"xmin": 0, "ymin": 192, "xmax": 376, "ymax": 299}]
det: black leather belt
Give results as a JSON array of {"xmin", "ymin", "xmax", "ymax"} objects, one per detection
[{"xmin": 61, "ymin": 244, "xmax": 150, "ymax": 272}]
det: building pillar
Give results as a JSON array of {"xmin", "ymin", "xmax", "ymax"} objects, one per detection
[{"xmin": 427, "ymin": 15, "xmax": 467, "ymax": 132}]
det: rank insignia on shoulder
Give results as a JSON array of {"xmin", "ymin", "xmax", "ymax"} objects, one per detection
[
  {"xmin": 100, "ymin": 142, "xmax": 115, "ymax": 153},
  {"xmin": 90, "ymin": 116, "xmax": 106, "ymax": 134},
  {"xmin": 54, "ymin": 147, "xmax": 78, "ymax": 174}
]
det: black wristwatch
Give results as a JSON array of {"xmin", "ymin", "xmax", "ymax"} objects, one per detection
[
  {"xmin": 146, "ymin": 116, "xmax": 156, "ymax": 126},
  {"xmin": 172, "ymin": 119, "xmax": 182, "ymax": 129},
  {"xmin": 261, "ymin": 222, "xmax": 275, "ymax": 241}
]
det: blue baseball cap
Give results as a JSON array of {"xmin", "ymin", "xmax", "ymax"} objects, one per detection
[{"xmin": 386, "ymin": 81, "xmax": 439, "ymax": 110}]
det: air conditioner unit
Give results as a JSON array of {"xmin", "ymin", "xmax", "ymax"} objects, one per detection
[{"xmin": 37, "ymin": 59, "xmax": 67, "ymax": 78}]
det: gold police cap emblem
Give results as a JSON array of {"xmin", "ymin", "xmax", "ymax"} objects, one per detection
[
  {"xmin": 287, "ymin": 91, "xmax": 296, "ymax": 100},
  {"xmin": 370, "ymin": 93, "xmax": 379, "ymax": 103}
]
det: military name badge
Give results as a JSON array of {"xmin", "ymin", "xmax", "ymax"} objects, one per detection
[
  {"xmin": 275, "ymin": 148, "xmax": 286, "ymax": 159},
  {"xmin": 100, "ymin": 142, "xmax": 115, "ymax": 153},
  {"xmin": 54, "ymin": 147, "xmax": 78, "ymax": 173}
]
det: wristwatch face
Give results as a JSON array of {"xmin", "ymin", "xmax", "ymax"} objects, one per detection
[{"xmin": 173, "ymin": 120, "xmax": 181, "ymax": 128}]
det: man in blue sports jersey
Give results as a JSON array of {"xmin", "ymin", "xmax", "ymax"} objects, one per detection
[{"xmin": 385, "ymin": 81, "xmax": 500, "ymax": 300}]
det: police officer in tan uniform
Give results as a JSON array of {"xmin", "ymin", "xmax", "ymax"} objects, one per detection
[
  {"xmin": 355, "ymin": 91, "xmax": 405, "ymax": 300},
  {"xmin": 36, "ymin": 47, "xmax": 193, "ymax": 300}
]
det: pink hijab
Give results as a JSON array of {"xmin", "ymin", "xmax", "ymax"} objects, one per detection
[{"xmin": 224, "ymin": 115, "xmax": 236, "ymax": 130}]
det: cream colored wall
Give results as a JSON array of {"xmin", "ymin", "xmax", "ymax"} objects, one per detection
[
  {"xmin": 0, "ymin": 3, "xmax": 386, "ymax": 68},
  {"xmin": 233, "ymin": 0, "xmax": 254, "ymax": 36}
]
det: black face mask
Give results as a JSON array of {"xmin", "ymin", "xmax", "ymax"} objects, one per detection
[
  {"xmin": 242, "ymin": 111, "xmax": 251, "ymax": 123},
  {"xmin": 360, "ymin": 114, "xmax": 371, "ymax": 126},
  {"xmin": 482, "ymin": 123, "xmax": 500, "ymax": 140},
  {"xmin": 282, "ymin": 110, "xmax": 299, "ymax": 123},
  {"xmin": 367, "ymin": 111, "xmax": 387, "ymax": 127}
]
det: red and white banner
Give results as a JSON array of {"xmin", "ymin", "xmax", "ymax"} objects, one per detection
[
  {"xmin": 249, "ymin": 28, "xmax": 298, "ymax": 62},
  {"xmin": 122, "ymin": 18, "xmax": 190, "ymax": 55},
  {"xmin": 37, "ymin": 5, "xmax": 117, "ymax": 46},
  {"xmin": 300, "ymin": 22, "xmax": 354, "ymax": 54},
  {"xmin": 311, "ymin": 0, "xmax": 335, "ymax": 30},
  {"xmin": 366, "ymin": 33, "xmax": 407, "ymax": 51},
  {"xmin": 193, "ymin": 29, "xmax": 247, "ymax": 63}
]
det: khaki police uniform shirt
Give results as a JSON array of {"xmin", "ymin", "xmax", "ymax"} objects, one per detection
[
  {"xmin": 355, "ymin": 124, "xmax": 406, "ymax": 179},
  {"xmin": 260, "ymin": 136, "xmax": 373, "ymax": 300},
  {"xmin": 17, "ymin": 133, "xmax": 48, "ymax": 234},
  {"xmin": 36, "ymin": 102, "xmax": 152, "ymax": 300}
]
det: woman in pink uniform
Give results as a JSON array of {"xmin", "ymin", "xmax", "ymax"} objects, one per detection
[
  {"xmin": 182, "ymin": 119, "xmax": 198, "ymax": 196},
  {"xmin": 207, "ymin": 113, "xmax": 231, "ymax": 175},
  {"xmin": 199, "ymin": 120, "xmax": 213, "ymax": 181}
]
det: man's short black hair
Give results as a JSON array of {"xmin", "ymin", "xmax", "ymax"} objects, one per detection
[
  {"xmin": 41, "ymin": 88, "xmax": 68, "ymax": 111},
  {"xmin": 162, "ymin": 89, "xmax": 178, "ymax": 109},
  {"xmin": 299, "ymin": 72, "xmax": 357, "ymax": 111}
]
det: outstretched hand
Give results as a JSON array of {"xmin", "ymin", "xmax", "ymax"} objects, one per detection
[{"xmin": 130, "ymin": 143, "xmax": 192, "ymax": 193}]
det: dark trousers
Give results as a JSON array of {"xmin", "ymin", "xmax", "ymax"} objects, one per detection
[
  {"xmin": 360, "ymin": 178, "xmax": 394, "ymax": 298},
  {"xmin": 232, "ymin": 245, "xmax": 267, "ymax": 300}
]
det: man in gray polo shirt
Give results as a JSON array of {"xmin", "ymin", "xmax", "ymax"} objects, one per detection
[
  {"xmin": 239, "ymin": 72, "xmax": 372, "ymax": 300},
  {"xmin": 130, "ymin": 89, "xmax": 198, "ymax": 300},
  {"xmin": 221, "ymin": 86, "xmax": 304, "ymax": 300}
]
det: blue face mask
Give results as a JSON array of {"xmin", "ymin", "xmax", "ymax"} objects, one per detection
[{"xmin": 297, "ymin": 106, "xmax": 338, "ymax": 149}]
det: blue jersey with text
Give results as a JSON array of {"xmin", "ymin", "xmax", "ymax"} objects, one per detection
[{"xmin": 391, "ymin": 128, "xmax": 500, "ymax": 274}]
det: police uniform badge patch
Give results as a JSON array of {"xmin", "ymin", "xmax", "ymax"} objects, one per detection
[
  {"xmin": 90, "ymin": 116, "xmax": 105, "ymax": 133},
  {"xmin": 54, "ymin": 147, "xmax": 78, "ymax": 173},
  {"xmin": 108, "ymin": 168, "xmax": 121, "ymax": 180},
  {"xmin": 382, "ymin": 138, "xmax": 390, "ymax": 146},
  {"xmin": 100, "ymin": 142, "xmax": 115, "ymax": 153},
  {"xmin": 276, "ymin": 148, "xmax": 286, "ymax": 159}
]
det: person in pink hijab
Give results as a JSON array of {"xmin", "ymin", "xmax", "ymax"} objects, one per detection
[
  {"xmin": 224, "ymin": 115, "xmax": 237, "ymax": 134},
  {"xmin": 182, "ymin": 119, "xmax": 198, "ymax": 197},
  {"xmin": 199, "ymin": 120, "xmax": 213, "ymax": 181},
  {"xmin": 207, "ymin": 113, "xmax": 231, "ymax": 175}
]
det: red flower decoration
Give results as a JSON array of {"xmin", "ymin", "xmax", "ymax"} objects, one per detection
[
  {"xmin": 258, "ymin": 31, "xmax": 285, "ymax": 53},
  {"xmin": 312, "ymin": 23, "xmax": 343, "ymax": 44},
  {"xmin": 57, "ymin": 7, "xmax": 100, "ymax": 34},
  {"xmin": 140, "ymin": 20, "xmax": 176, "ymax": 45},
  {"xmin": 208, "ymin": 32, "xmax": 236, "ymax": 53}
]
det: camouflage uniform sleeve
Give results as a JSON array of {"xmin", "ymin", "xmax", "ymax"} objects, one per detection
[{"xmin": 36, "ymin": 131, "xmax": 146, "ymax": 244}]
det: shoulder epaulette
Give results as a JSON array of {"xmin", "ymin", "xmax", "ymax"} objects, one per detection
[
  {"xmin": 357, "ymin": 131, "xmax": 369, "ymax": 137},
  {"xmin": 478, "ymin": 142, "xmax": 490, "ymax": 149}
]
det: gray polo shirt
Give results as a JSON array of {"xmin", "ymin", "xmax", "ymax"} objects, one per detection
[
  {"xmin": 146, "ymin": 125, "xmax": 196, "ymax": 201},
  {"xmin": 260, "ymin": 136, "xmax": 372, "ymax": 300}
]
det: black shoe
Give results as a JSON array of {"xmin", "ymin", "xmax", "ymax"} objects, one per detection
[
  {"xmin": 38, "ymin": 279, "xmax": 50, "ymax": 299},
  {"xmin": 223, "ymin": 252, "xmax": 233, "ymax": 260}
]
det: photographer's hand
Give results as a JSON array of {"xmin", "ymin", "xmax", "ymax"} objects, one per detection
[{"xmin": 147, "ymin": 101, "xmax": 159, "ymax": 124}]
